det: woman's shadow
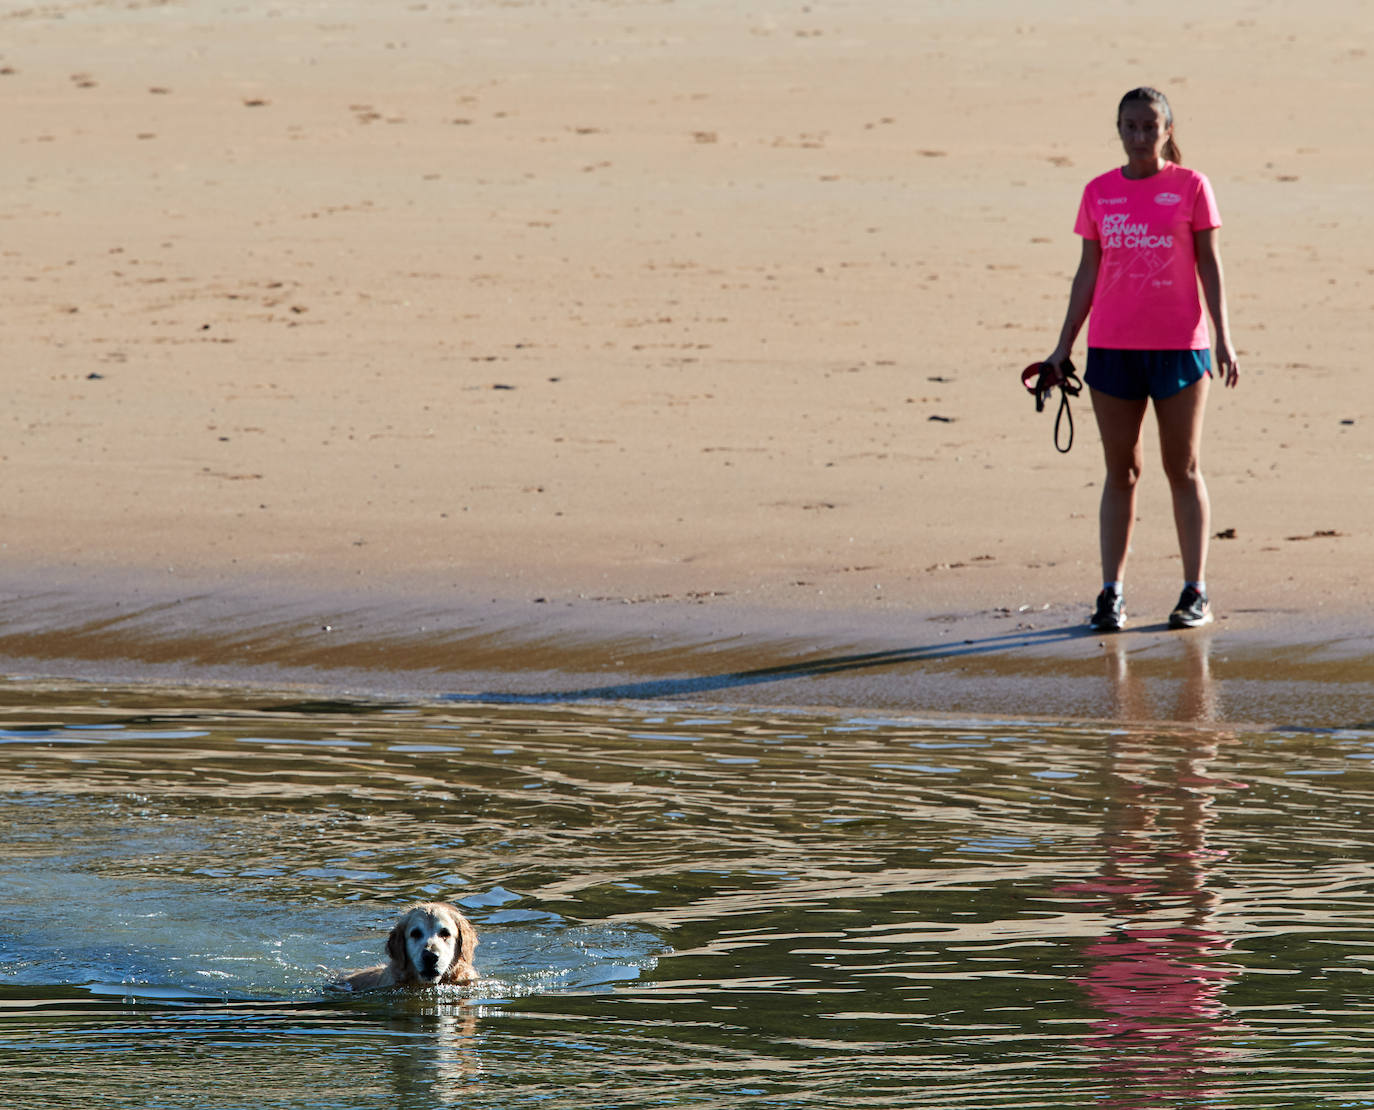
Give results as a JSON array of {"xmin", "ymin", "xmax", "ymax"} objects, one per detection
[
  {"xmin": 443, "ymin": 621, "xmax": 1111, "ymax": 704},
  {"xmin": 444, "ymin": 615, "xmax": 1221, "ymax": 724}
]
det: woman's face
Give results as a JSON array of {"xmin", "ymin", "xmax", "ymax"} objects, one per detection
[{"xmin": 1117, "ymin": 100, "xmax": 1171, "ymax": 165}]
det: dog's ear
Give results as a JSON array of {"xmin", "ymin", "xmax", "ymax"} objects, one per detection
[
  {"xmin": 386, "ymin": 916, "xmax": 409, "ymax": 967},
  {"xmin": 457, "ymin": 913, "xmax": 479, "ymax": 961},
  {"xmin": 436, "ymin": 902, "xmax": 478, "ymax": 960}
]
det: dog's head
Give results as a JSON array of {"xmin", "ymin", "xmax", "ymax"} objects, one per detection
[{"xmin": 385, "ymin": 901, "xmax": 479, "ymax": 986}]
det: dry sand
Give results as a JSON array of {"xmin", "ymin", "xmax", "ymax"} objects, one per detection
[{"xmin": 1, "ymin": 0, "xmax": 1370, "ymax": 725}]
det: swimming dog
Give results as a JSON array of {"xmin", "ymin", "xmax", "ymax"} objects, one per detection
[{"xmin": 336, "ymin": 901, "xmax": 478, "ymax": 991}]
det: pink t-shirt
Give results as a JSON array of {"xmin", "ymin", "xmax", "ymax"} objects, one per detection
[{"xmin": 1074, "ymin": 163, "xmax": 1222, "ymax": 350}]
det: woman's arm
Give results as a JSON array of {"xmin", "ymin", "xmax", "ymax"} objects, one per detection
[
  {"xmin": 1047, "ymin": 237, "xmax": 1101, "ymax": 374},
  {"xmin": 1194, "ymin": 226, "xmax": 1239, "ymax": 387}
]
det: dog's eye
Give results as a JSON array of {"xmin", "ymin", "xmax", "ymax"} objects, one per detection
[
  {"xmin": 409, "ymin": 928, "xmax": 423, "ymax": 940},
  {"xmin": 438, "ymin": 928, "xmax": 452, "ymax": 939}
]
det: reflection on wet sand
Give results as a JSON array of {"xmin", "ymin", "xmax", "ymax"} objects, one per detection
[{"xmin": 1102, "ymin": 632, "xmax": 1217, "ymax": 724}]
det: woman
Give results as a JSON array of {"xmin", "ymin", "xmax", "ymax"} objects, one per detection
[{"xmin": 1047, "ymin": 87, "xmax": 1239, "ymax": 632}]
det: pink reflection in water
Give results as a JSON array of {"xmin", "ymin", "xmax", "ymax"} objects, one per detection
[{"xmin": 1059, "ymin": 725, "xmax": 1249, "ymax": 1107}]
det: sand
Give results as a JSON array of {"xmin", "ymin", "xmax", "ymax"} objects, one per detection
[{"xmin": 1, "ymin": 0, "xmax": 1370, "ymax": 726}]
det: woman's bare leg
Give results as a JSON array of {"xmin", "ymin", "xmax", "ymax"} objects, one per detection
[
  {"xmin": 1154, "ymin": 374, "xmax": 1212, "ymax": 584},
  {"xmin": 1090, "ymin": 389, "xmax": 1150, "ymax": 584}
]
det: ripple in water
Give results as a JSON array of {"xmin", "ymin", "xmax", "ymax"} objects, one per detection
[{"xmin": 1, "ymin": 686, "xmax": 1374, "ymax": 1107}]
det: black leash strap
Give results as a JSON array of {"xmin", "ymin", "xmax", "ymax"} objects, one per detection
[
  {"xmin": 1024, "ymin": 360, "xmax": 1082, "ymax": 453},
  {"xmin": 1051, "ymin": 374, "xmax": 1080, "ymax": 453}
]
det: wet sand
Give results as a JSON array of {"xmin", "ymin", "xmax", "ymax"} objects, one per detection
[
  {"xmin": 2, "ymin": 565, "xmax": 1370, "ymax": 729},
  {"xmin": 1, "ymin": 0, "xmax": 1370, "ymax": 726}
]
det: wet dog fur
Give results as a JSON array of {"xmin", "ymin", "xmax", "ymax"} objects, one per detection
[{"xmin": 336, "ymin": 901, "xmax": 479, "ymax": 991}]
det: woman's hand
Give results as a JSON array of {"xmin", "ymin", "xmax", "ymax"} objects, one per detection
[
  {"xmin": 1040, "ymin": 352, "xmax": 1070, "ymax": 387},
  {"xmin": 1216, "ymin": 342, "xmax": 1239, "ymax": 388}
]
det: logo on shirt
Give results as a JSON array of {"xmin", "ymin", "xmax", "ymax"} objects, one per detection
[
  {"xmin": 1154, "ymin": 192, "xmax": 1182, "ymax": 205},
  {"xmin": 1100, "ymin": 196, "xmax": 1128, "ymax": 205},
  {"xmin": 1101, "ymin": 213, "xmax": 1174, "ymax": 250}
]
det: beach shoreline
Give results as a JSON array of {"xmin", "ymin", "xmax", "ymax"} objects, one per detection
[{"xmin": 2, "ymin": 562, "xmax": 1369, "ymax": 730}]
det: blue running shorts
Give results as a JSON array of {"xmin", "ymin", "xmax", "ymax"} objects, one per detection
[{"xmin": 1084, "ymin": 348, "xmax": 1212, "ymax": 401}]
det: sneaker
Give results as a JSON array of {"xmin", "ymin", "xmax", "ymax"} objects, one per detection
[
  {"xmin": 1169, "ymin": 586, "xmax": 1213, "ymax": 629},
  {"xmin": 1090, "ymin": 588, "xmax": 1126, "ymax": 632}
]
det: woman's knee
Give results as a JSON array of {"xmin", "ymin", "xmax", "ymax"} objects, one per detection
[
  {"xmin": 1102, "ymin": 448, "xmax": 1144, "ymax": 490},
  {"xmin": 1161, "ymin": 450, "xmax": 1202, "ymax": 489}
]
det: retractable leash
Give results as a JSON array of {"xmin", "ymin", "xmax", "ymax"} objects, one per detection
[{"xmin": 1021, "ymin": 359, "xmax": 1082, "ymax": 453}]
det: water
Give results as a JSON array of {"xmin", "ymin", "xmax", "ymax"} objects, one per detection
[{"xmin": 3, "ymin": 683, "xmax": 1374, "ymax": 1108}]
